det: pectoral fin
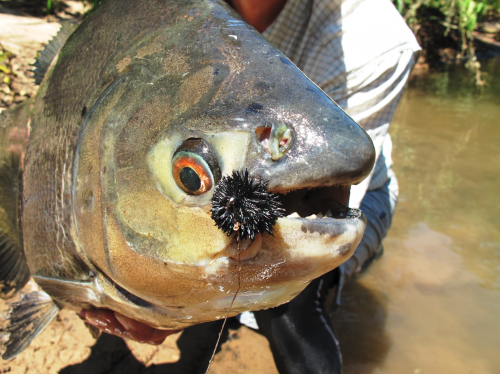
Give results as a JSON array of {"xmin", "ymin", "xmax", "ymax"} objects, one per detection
[
  {"xmin": 1, "ymin": 290, "xmax": 60, "ymax": 360},
  {"xmin": 0, "ymin": 225, "xmax": 30, "ymax": 300}
]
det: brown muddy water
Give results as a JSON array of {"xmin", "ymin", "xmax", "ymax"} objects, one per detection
[{"xmin": 332, "ymin": 58, "xmax": 500, "ymax": 374}]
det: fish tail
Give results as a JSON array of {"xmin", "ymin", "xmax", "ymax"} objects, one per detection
[{"xmin": 1, "ymin": 290, "xmax": 59, "ymax": 360}]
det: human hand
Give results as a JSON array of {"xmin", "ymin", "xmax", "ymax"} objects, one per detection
[{"xmin": 79, "ymin": 309, "xmax": 181, "ymax": 345}]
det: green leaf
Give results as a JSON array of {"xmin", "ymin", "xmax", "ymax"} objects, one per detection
[{"xmin": 0, "ymin": 65, "xmax": 11, "ymax": 74}]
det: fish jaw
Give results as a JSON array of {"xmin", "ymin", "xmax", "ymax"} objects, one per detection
[
  {"xmin": 197, "ymin": 209, "xmax": 367, "ymax": 313},
  {"xmin": 35, "ymin": 209, "xmax": 366, "ymax": 329}
]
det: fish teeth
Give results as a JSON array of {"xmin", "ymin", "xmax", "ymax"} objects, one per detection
[
  {"xmin": 316, "ymin": 212, "xmax": 323, "ymax": 219},
  {"xmin": 305, "ymin": 214, "xmax": 317, "ymax": 220},
  {"xmin": 287, "ymin": 212, "xmax": 300, "ymax": 218},
  {"xmin": 325, "ymin": 210, "xmax": 332, "ymax": 217}
]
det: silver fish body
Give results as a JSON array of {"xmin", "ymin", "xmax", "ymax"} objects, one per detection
[{"xmin": 2, "ymin": 0, "xmax": 374, "ymax": 334}]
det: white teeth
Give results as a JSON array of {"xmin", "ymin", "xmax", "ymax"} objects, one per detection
[{"xmin": 287, "ymin": 212, "xmax": 335, "ymax": 220}]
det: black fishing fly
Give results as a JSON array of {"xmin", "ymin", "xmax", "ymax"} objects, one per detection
[{"xmin": 210, "ymin": 169, "xmax": 285, "ymax": 241}]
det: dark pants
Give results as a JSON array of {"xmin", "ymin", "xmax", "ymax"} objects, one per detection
[{"xmin": 254, "ymin": 270, "xmax": 342, "ymax": 374}]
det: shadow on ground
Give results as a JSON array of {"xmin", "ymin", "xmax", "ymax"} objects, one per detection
[
  {"xmin": 60, "ymin": 279, "xmax": 389, "ymax": 374},
  {"xmin": 60, "ymin": 319, "xmax": 237, "ymax": 374},
  {"xmin": 331, "ymin": 279, "xmax": 391, "ymax": 374}
]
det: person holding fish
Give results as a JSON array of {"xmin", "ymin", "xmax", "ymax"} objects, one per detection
[
  {"xmin": 76, "ymin": 0, "xmax": 420, "ymax": 372},
  {"xmin": 0, "ymin": 0, "xmax": 418, "ymax": 372}
]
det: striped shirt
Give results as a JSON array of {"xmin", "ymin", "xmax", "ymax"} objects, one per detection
[{"xmin": 263, "ymin": 0, "xmax": 420, "ymax": 208}]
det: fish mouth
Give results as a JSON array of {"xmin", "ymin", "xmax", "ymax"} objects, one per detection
[
  {"xmin": 221, "ymin": 184, "xmax": 359, "ymax": 262},
  {"xmin": 276, "ymin": 184, "xmax": 353, "ymax": 220}
]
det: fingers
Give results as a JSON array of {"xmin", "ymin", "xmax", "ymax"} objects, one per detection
[
  {"xmin": 114, "ymin": 312, "xmax": 179, "ymax": 345},
  {"xmin": 79, "ymin": 309, "xmax": 130, "ymax": 340},
  {"xmin": 79, "ymin": 309, "xmax": 181, "ymax": 345}
]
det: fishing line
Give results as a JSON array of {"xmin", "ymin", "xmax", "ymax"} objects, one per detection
[
  {"xmin": 206, "ymin": 169, "xmax": 285, "ymax": 372},
  {"xmin": 205, "ymin": 229, "xmax": 242, "ymax": 374}
]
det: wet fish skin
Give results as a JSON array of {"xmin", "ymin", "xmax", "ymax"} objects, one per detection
[{"xmin": 3, "ymin": 0, "xmax": 374, "ymax": 333}]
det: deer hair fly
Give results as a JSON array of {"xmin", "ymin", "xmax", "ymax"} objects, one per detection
[{"xmin": 210, "ymin": 169, "xmax": 285, "ymax": 241}]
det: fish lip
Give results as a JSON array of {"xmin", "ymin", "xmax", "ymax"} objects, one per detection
[
  {"xmin": 216, "ymin": 234, "xmax": 264, "ymax": 262},
  {"xmin": 278, "ymin": 205, "xmax": 364, "ymax": 241}
]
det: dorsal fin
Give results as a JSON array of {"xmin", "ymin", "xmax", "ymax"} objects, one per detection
[
  {"xmin": 1, "ymin": 289, "xmax": 60, "ymax": 360},
  {"xmin": 31, "ymin": 21, "xmax": 78, "ymax": 85}
]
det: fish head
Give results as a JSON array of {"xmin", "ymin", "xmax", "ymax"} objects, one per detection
[{"xmin": 70, "ymin": 0, "xmax": 374, "ymax": 328}]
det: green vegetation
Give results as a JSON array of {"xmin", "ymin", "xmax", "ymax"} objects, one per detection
[
  {"xmin": 393, "ymin": 0, "xmax": 500, "ymax": 84},
  {"xmin": 0, "ymin": 44, "xmax": 16, "ymax": 99},
  {"xmin": 43, "ymin": 0, "xmax": 101, "ymax": 14}
]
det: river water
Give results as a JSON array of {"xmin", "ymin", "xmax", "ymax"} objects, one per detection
[{"xmin": 331, "ymin": 57, "xmax": 500, "ymax": 374}]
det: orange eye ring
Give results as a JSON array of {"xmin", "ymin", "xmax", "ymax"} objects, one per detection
[{"xmin": 172, "ymin": 152, "xmax": 213, "ymax": 195}]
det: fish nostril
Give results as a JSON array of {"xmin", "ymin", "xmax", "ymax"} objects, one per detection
[
  {"xmin": 256, "ymin": 123, "xmax": 294, "ymax": 161},
  {"xmin": 270, "ymin": 122, "xmax": 293, "ymax": 161},
  {"xmin": 255, "ymin": 127, "xmax": 271, "ymax": 154}
]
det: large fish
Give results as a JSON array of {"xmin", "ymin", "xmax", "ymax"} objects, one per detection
[{"xmin": 0, "ymin": 0, "xmax": 374, "ymax": 359}]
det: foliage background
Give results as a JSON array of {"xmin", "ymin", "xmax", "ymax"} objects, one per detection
[{"xmin": 392, "ymin": 0, "xmax": 500, "ymax": 83}]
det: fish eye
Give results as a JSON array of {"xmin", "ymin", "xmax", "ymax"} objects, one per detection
[
  {"xmin": 172, "ymin": 138, "xmax": 221, "ymax": 195},
  {"xmin": 172, "ymin": 152, "xmax": 212, "ymax": 194}
]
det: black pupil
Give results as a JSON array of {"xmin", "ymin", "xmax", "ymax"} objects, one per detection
[{"xmin": 180, "ymin": 167, "xmax": 201, "ymax": 192}]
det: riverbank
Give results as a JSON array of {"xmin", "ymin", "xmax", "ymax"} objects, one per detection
[{"xmin": 391, "ymin": 0, "xmax": 500, "ymax": 85}]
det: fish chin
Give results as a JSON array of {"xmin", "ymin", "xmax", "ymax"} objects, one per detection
[
  {"xmin": 192, "ymin": 282, "xmax": 310, "ymax": 317},
  {"xmin": 88, "ymin": 271, "xmax": 311, "ymax": 329}
]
